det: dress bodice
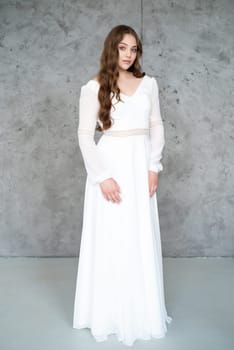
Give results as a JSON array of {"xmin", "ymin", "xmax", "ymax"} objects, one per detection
[{"xmin": 85, "ymin": 75, "xmax": 153, "ymax": 130}]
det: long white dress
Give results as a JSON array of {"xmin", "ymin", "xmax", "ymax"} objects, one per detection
[{"xmin": 73, "ymin": 74, "xmax": 173, "ymax": 346}]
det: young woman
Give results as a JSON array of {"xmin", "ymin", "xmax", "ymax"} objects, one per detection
[{"xmin": 73, "ymin": 24, "xmax": 172, "ymax": 346}]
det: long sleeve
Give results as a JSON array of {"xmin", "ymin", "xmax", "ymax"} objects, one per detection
[
  {"xmin": 77, "ymin": 82, "xmax": 112, "ymax": 185},
  {"xmin": 148, "ymin": 77, "xmax": 165, "ymax": 174}
]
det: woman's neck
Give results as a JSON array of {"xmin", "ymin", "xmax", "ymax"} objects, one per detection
[{"xmin": 118, "ymin": 70, "xmax": 132, "ymax": 80}]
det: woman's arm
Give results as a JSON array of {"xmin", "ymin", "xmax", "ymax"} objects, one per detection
[
  {"xmin": 148, "ymin": 77, "xmax": 165, "ymax": 174},
  {"xmin": 77, "ymin": 82, "xmax": 112, "ymax": 185}
]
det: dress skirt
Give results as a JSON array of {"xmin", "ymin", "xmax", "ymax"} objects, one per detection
[{"xmin": 73, "ymin": 133, "xmax": 172, "ymax": 346}]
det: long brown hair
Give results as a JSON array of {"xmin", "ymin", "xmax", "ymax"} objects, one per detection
[{"xmin": 95, "ymin": 24, "xmax": 145, "ymax": 131}]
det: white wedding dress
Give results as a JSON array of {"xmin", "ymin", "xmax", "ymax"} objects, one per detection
[{"xmin": 73, "ymin": 74, "xmax": 172, "ymax": 346}]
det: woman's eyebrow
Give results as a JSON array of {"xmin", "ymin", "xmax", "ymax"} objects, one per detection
[{"xmin": 119, "ymin": 41, "xmax": 137, "ymax": 48}]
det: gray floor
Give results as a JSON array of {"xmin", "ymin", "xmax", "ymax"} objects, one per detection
[{"xmin": 0, "ymin": 257, "xmax": 233, "ymax": 350}]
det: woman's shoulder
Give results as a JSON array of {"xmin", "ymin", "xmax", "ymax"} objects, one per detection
[
  {"xmin": 144, "ymin": 74, "xmax": 159, "ymax": 93},
  {"xmin": 144, "ymin": 73, "xmax": 158, "ymax": 83},
  {"xmin": 140, "ymin": 74, "xmax": 159, "ymax": 95},
  {"xmin": 80, "ymin": 76, "xmax": 99, "ymax": 95}
]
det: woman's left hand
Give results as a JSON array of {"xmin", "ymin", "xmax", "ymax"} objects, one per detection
[{"xmin": 148, "ymin": 171, "xmax": 159, "ymax": 197}]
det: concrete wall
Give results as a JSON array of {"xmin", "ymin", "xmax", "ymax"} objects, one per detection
[{"xmin": 0, "ymin": 0, "xmax": 233, "ymax": 256}]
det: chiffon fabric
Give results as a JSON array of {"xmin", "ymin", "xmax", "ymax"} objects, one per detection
[{"xmin": 73, "ymin": 74, "xmax": 172, "ymax": 346}]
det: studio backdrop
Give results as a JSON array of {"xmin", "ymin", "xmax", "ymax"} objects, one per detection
[{"xmin": 0, "ymin": 0, "xmax": 233, "ymax": 257}]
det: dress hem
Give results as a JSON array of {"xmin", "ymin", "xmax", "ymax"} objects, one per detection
[{"xmin": 73, "ymin": 315, "xmax": 173, "ymax": 347}]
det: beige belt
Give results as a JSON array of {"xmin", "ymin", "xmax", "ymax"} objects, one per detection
[{"xmin": 103, "ymin": 128, "xmax": 149, "ymax": 137}]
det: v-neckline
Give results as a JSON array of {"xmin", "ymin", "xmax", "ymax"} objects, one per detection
[
  {"xmin": 119, "ymin": 75, "xmax": 146, "ymax": 98},
  {"xmin": 89, "ymin": 75, "xmax": 147, "ymax": 98}
]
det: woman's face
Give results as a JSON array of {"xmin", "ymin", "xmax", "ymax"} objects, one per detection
[{"xmin": 117, "ymin": 34, "xmax": 138, "ymax": 72}]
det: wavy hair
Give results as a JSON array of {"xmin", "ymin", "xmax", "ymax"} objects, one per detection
[{"xmin": 94, "ymin": 24, "xmax": 145, "ymax": 131}]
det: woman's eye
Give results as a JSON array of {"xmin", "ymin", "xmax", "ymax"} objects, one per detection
[{"xmin": 119, "ymin": 46, "xmax": 137, "ymax": 52}]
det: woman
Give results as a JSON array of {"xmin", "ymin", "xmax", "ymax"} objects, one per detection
[{"xmin": 73, "ymin": 24, "xmax": 172, "ymax": 346}]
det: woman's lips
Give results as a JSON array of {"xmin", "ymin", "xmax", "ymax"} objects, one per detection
[{"xmin": 123, "ymin": 60, "xmax": 131, "ymax": 64}]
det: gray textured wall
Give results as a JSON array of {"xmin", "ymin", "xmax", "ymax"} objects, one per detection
[{"xmin": 0, "ymin": 0, "xmax": 233, "ymax": 257}]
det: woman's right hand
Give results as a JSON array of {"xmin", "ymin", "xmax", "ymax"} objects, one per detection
[{"xmin": 99, "ymin": 178, "xmax": 122, "ymax": 203}]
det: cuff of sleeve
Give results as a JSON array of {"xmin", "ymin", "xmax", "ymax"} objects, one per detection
[
  {"xmin": 88, "ymin": 172, "xmax": 112, "ymax": 185},
  {"xmin": 148, "ymin": 162, "xmax": 163, "ymax": 174}
]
